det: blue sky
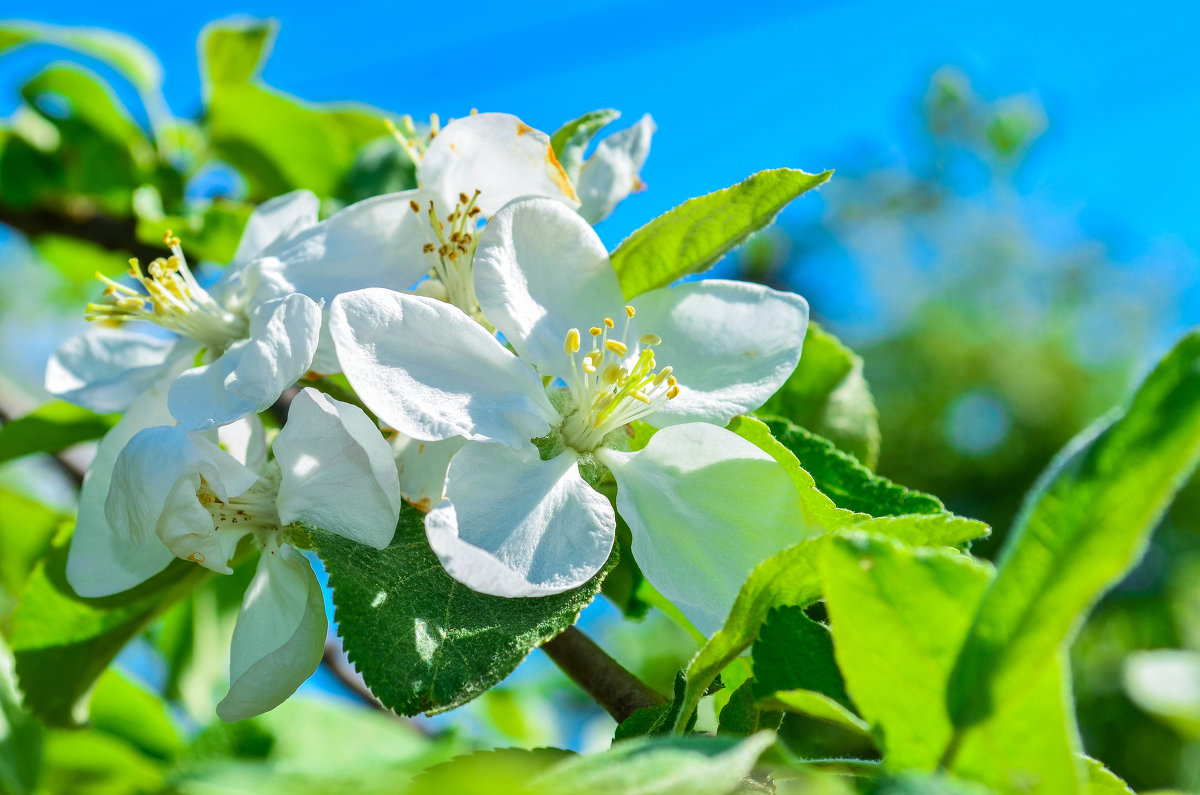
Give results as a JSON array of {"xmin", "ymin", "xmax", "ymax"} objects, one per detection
[{"xmin": 2, "ymin": 0, "xmax": 1198, "ymax": 256}]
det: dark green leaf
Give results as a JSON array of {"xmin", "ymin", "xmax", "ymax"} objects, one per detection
[
  {"xmin": 614, "ymin": 671, "xmax": 695, "ymax": 740},
  {"xmin": 760, "ymin": 322, "xmax": 881, "ymax": 467},
  {"xmin": 88, "ymin": 669, "xmax": 182, "ymax": 761},
  {"xmin": 0, "ymin": 639, "xmax": 42, "ymax": 795},
  {"xmin": 947, "ymin": 330, "xmax": 1200, "ymax": 738},
  {"xmin": 0, "ymin": 402, "xmax": 118, "ymax": 467},
  {"xmin": 313, "ymin": 504, "xmax": 614, "ymax": 716},
  {"xmin": 611, "ymin": 168, "xmax": 832, "ymax": 299},
  {"xmin": 751, "ymin": 605, "xmax": 848, "ymax": 707},
  {"xmin": 716, "ymin": 679, "xmax": 781, "ymax": 737}
]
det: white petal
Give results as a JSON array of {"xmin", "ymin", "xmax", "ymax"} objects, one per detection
[
  {"xmin": 169, "ymin": 294, "xmax": 321, "ymax": 431},
  {"xmin": 576, "ymin": 114, "xmax": 656, "ymax": 224},
  {"xmin": 420, "ymin": 112, "xmax": 579, "ymax": 216},
  {"xmin": 230, "ymin": 190, "xmax": 320, "ymax": 268},
  {"xmin": 599, "ymin": 423, "xmax": 813, "ymax": 636},
  {"xmin": 106, "ymin": 425, "xmax": 260, "ymax": 574},
  {"xmin": 45, "ymin": 328, "xmax": 181, "ymax": 413},
  {"xmin": 426, "ymin": 443, "xmax": 615, "ymax": 596},
  {"xmin": 330, "ymin": 288, "xmax": 555, "ymax": 446},
  {"xmin": 245, "ymin": 190, "xmax": 436, "ymax": 306},
  {"xmin": 66, "ymin": 375, "xmax": 180, "ymax": 597},
  {"xmin": 473, "ymin": 197, "xmax": 625, "ymax": 374},
  {"xmin": 217, "ymin": 414, "xmax": 268, "ymax": 471},
  {"xmin": 391, "ymin": 433, "xmax": 466, "ymax": 512},
  {"xmin": 217, "ymin": 546, "xmax": 326, "ymax": 722},
  {"xmin": 274, "ymin": 388, "xmax": 402, "ymax": 549},
  {"xmin": 633, "ymin": 280, "xmax": 809, "ymax": 427}
]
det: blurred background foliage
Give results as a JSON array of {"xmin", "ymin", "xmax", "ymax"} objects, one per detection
[{"xmin": 0, "ymin": 15, "xmax": 1197, "ymax": 795}]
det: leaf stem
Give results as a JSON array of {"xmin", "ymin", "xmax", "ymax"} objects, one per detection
[{"xmin": 540, "ymin": 626, "xmax": 666, "ymax": 723}]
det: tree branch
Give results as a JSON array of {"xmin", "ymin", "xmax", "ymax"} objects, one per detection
[
  {"xmin": 540, "ymin": 626, "xmax": 666, "ymax": 723},
  {"xmin": 0, "ymin": 205, "xmax": 186, "ymax": 264}
]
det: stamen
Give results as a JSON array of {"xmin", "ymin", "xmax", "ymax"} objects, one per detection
[
  {"xmin": 564, "ymin": 328, "xmax": 580, "ymax": 354},
  {"xmin": 625, "ymin": 305, "xmax": 636, "ymax": 318},
  {"xmin": 605, "ymin": 340, "xmax": 628, "ymax": 356},
  {"xmin": 639, "ymin": 333, "xmax": 662, "ymax": 346}
]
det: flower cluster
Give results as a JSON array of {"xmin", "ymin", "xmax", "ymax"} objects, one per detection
[{"xmin": 48, "ymin": 109, "xmax": 815, "ymax": 720}]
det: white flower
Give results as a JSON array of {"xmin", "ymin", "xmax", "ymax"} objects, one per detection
[
  {"xmin": 330, "ymin": 198, "xmax": 815, "ymax": 635},
  {"xmin": 72, "ymin": 388, "xmax": 402, "ymax": 721},
  {"xmin": 571, "ymin": 113, "xmax": 656, "ymax": 225}
]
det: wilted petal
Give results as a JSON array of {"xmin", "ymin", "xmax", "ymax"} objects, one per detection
[
  {"xmin": 216, "ymin": 545, "xmax": 326, "ymax": 722},
  {"xmin": 632, "ymin": 280, "xmax": 809, "ymax": 427},
  {"xmin": 599, "ymin": 423, "xmax": 812, "ymax": 636},
  {"xmin": 45, "ymin": 328, "xmax": 184, "ymax": 413},
  {"xmin": 576, "ymin": 114, "xmax": 655, "ymax": 224},
  {"xmin": 473, "ymin": 197, "xmax": 625, "ymax": 375},
  {"xmin": 425, "ymin": 442, "xmax": 615, "ymax": 597},
  {"xmin": 169, "ymin": 294, "xmax": 321, "ymax": 431},
  {"xmin": 66, "ymin": 375, "xmax": 180, "ymax": 597},
  {"xmin": 420, "ymin": 112, "xmax": 579, "ymax": 216},
  {"xmin": 330, "ymin": 288, "xmax": 555, "ymax": 445},
  {"xmin": 106, "ymin": 425, "xmax": 260, "ymax": 574},
  {"xmin": 391, "ymin": 433, "xmax": 466, "ymax": 512},
  {"xmin": 274, "ymin": 388, "xmax": 401, "ymax": 549}
]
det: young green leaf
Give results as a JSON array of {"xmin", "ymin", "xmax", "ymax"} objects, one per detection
[
  {"xmin": 0, "ymin": 638, "xmax": 41, "ymax": 795},
  {"xmin": 759, "ymin": 322, "xmax": 881, "ymax": 467},
  {"xmin": 751, "ymin": 606, "xmax": 848, "ymax": 707},
  {"xmin": 610, "ymin": 168, "xmax": 832, "ymax": 299},
  {"xmin": 946, "ymin": 330, "xmax": 1200, "ymax": 740},
  {"xmin": 528, "ymin": 731, "xmax": 776, "ymax": 795},
  {"xmin": 9, "ymin": 534, "xmax": 206, "ymax": 726},
  {"xmin": 313, "ymin": 504, "xmax": 614, "ymax": 716},
  {"xmin": 0, "ymin": 402, "xmax": 117, "ymax": 467},
  {"xmin": 550, "ymin": 108, "xmax": 621, "ymax": 181},
  {"xmin": 0, "ymin": 22, "xmax": 162, "ymax": 93},
  {"xmin": 200, "ymin": 18, "xmax": 275, "ymax": 89}
]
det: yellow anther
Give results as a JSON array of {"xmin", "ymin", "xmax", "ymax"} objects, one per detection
[
  {"xmin": 605, "ymin": 340, "xmax": 628, "ymax": 356},
  {"xmin": 603, "ymin": 317, "xmax": 615, "ymax": 329},
  {"xmin": 565, "ymin": 328, "xmax": 581, "ymax": 354},
  {"xmin": 625, "ymin": 305, "xmax": 636, "ymax": 318},
  {"xmin": 639, "ymin": 333, "xmax": 662, "ymax": 346},
  {"xmin": 668, "ymin": 376, "xmax": 677, "ymax": 387},
  {"xmin": 601, "ymin": 363, "xmax": 623, "ymax": 385},
  {"xmin": 117, "ymin": 296, "xmax": 146, "ymax": 311},
  {"xmin": 582, "ymin": 357, "xmax": 597, "ymax": 374},
  {"xmin": 590, "ymin": 327, "xmax": 603, "ymax": 336},
  {"xmin": 666, "ymin": 385, "xmax": 680, "ymax": 399},
  {"xmin": 409, "ymin": 200, "xmax": 421, "ymax": 213}
]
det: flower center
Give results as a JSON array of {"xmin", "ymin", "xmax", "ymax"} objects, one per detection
[
  {"xmin": 559, "ymin": 305, "xmax": 679, "ymax": 452},
  {"xmin": 197, "ymin": 475, "xmax": 280, "ymax": 540},
  {"xmin": 409, "ymin": 193, "xmax": 484, "ymax": 318},
  {"xmin": 85, "ymin": 231, "xmax": 248, "ymax": 352}
]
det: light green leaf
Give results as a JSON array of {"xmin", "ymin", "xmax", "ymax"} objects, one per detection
[
  {"xmin": 759, "ymin": 322, "xmax": 881, "ymax": 467},
  {"xmin": 0, "ymin": 22, "xmax": 162, "ymax": 93},
  {"xmin": 823, "ymin": 532, "xmax": 1081, "ymax": 792},
  {"xmin": 200, "ymin": 17, "xmax": 275, "ymax": 89},
  {"xmin": 88, "ymin": 669, "xmax": 182, "ymax": 761},
  {"xmin": 313, "ymin": 504, "xmax": 614, "ymax": 716},
  {"xmin": 406, "ymin": 748, "xmax": 573, "ymax": 795},
  {"xmin": 1082, "ymin": 757, "xmax": 1134, "ymax": 795},
  {"xmin": 610, "ymin": 167, "xmax": 832, "ymax": 299},
  {"xmin": 821, "ymin": 532, "xmax": 992, "ymax": 769},
  {"xmin": 0, "ymin": 638, "xmax": 42, "ymax": 795},
  {"xmin": 529, "ymin": 731, "xmax": 775, "ymax": 795},
  {"xmin": 40, "ymin": 729, "xmax": 164, "ymax": 794},
  {"xmin": 759, "ymin": 689, "xmax": 871, "ymax": 739},
  {"xmin": 9, "ymin": 533, "xmax": 206, "ymax": 726},
  {"xmin": 0, "ymin": 402, "xmax": 117, "ymax": 467},
  {"xmin": 550, "ymin": 108, "xmax": 620, "ymax": 181},
  {"xmin": 946, "ymin": 330, "xmax": 1200, "ymax": 738},
  {"xmin": 0, "ymin": 490, "xmax": 64, "ymax": 624}
]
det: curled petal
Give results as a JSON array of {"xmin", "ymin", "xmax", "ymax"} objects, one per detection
[
  {"xmin": 420, "ymin": 112, "xmax": 579, "ymax": 216},
  {"xmin": 576, "ymin": 114, "xmax": 656, "ymax": 224},
  {"xmin": 217, "ymin": 545, "xmax": 327, "ymax": 721},
  {"xmin": 391, "ymin": 433, "xmax": 466, "ymax": 512},
  {"xmin": 426, "ymin": 443, "xmax": 615, "ymax": 597},
  {"xmin": 330, "ymin": 288, "xmax": 555, "ymax": 446},
  {"xmin": 169, "ymin": 294, "xmax": 321, "ymax": 432},
  {"xmin": 230, "ymin": 189, "xmax": 320, "ymax": 268},
  {"xmin": 274, "ymin": 388, "xmax": 402, "ymax": 549},
  {"xmin": 632, "ymin": 279, "xmax": 809, "ymax": 428},
  {"xmin": 473, "ymin": 197, "xmax": 625, "ymax": 375},
  {"xmin": 599, "ymin": 423, "xmax": 813, "ymax": 636}
]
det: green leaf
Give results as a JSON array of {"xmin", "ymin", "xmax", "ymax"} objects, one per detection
[
  {"xmin": 9, "ymin": 533, "xmax": 206, "ymax": 726},
  {"xmin": 313, "ymin": 504, "xmax": 614, "ymax": 716},
  {"xmin": 610, "ymin": 167, "xmax": 832, "ymax": 299},
  {"xmin": 821, "ymin": 532, "xmax": 992, "ymax": 769},
  {"xmin": 758, "ymin": 416, "xmax": 951, "ymax": 520},
  {"xmin": 823, "ymin": 532, "xmax": 1081, "ymax": 792},
  {"xmin": 946, "ymin": 330, "xmax": 1200, "ymax": 738},
  {"xmin": 0, "ymin": 638, "xmax": 42, "ymax": 795},
  {"xmin": 40, "ymin": 729, "xmax": 165, "ymax": 794},
  {"xmin": 1082, "ymin": 757, "xmax": 1134, "ymax": 795},
  {"xmin": 133, "ymin": 192, "xmax": 254, "ymax": 265},
  {"xmin": 759, "ymin": 690, "xmax": 870, "ymax": 739},
  {"xmin": 88, "ymin": 669, "xmax": 181, "ymax": 761},
  {"xmin": 529, "ymin": 731, "xmax": 775, "ymax": 795},
  {"xmin": 0, "ymin": 402, "xmax": 118, "ymax": 467},
  {"xmin": 676, "ymin": 514, "xmax": 987, "ymax": 735},
  {"xmin": 200, "ymin": 17, "xmax": 274, "ymax": 88},
  {"xmin": 716, "ymin": 679, "xmax": 781, "ymax": 737},
  {"xmin": 751, "ymin": 606, "xmax": 848, "ymax": 707},
  {"xmin": 550, "ymin": 108, "xmax": 620, "ymax": 181},
  {"xmin": 0, "ymin": 22, "xmax": 162, "ymax": 93},
  {"xmin": 760, "ymin": 322, "xmax": 881, "ymax": 467},
  {"xmin": 614, "ymin": 672, "xmax": 695, "ymax": 740},
  {"xmin": 406, "ymin": 748, "xmax": 573, "ymax": 795},
  {"xmin": 0, "ymin": 490, "xmax": 64, "ymax": 624}
]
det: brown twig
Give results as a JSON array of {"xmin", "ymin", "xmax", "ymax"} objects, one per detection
[
  {"xmin": 0, "ymin": 205, "xmax": 193, "ymax": 263},
  {"xmin": 540, "ymin": 626, "xmax": 666, "ymax": 723}
]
